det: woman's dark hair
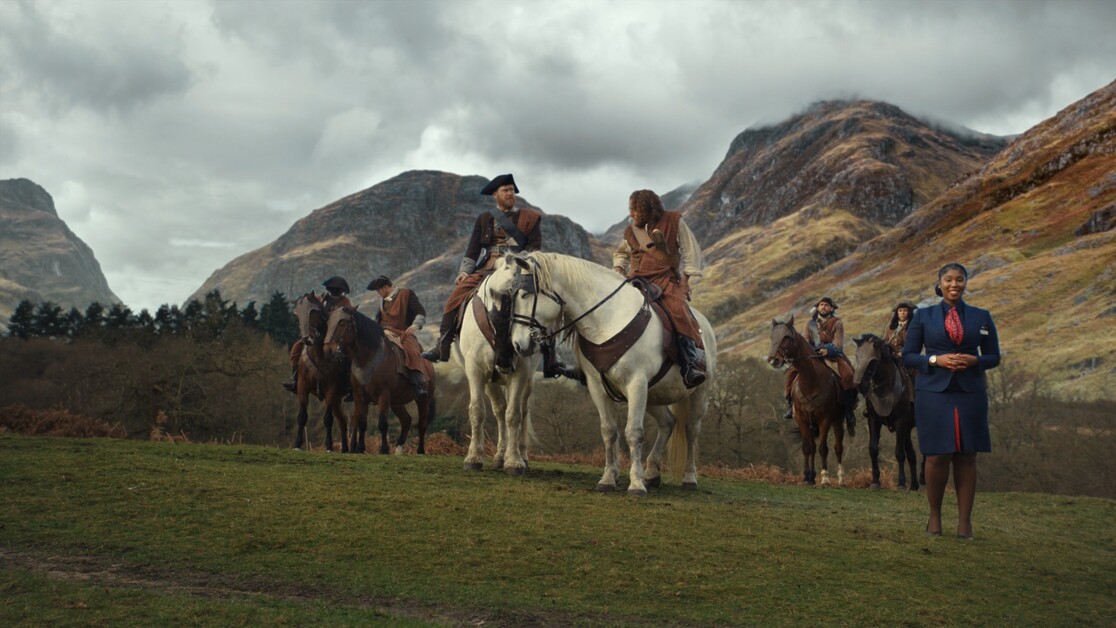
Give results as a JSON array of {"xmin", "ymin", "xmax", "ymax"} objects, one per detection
[{"xmin": 935, "ymin": 262, "xmax": 969, "ymax": 297}]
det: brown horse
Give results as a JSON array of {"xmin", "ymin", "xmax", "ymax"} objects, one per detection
[
  {"xmin": 291, "ymin": 292, "xmax": 349, "ymax": 452},
  {"xmin": 324, "ymin": 306, "xmax": 435, "ymax": 455},
  {"xmin": 853, "ymin": 334, "xmax": 923, "ymax": 490},
  {"xmin": 768, "ymin": 316, "xmax": 847, "ymax": 486}
]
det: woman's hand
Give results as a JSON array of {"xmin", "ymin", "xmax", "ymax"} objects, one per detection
[{"xmin": 941, "ymin": 353, "xmax": 977, "ymax": 372}]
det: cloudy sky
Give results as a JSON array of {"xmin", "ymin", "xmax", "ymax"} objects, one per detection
[{"xmin": 1, "ymin": 0, "xmax": 1113, "ymax": 312}]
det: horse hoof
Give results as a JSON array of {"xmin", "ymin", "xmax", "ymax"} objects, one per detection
[
  {"xmin": 870, "ymin": 483, "xmax": 881, "ymax": 489},
  {"xmin": 682, "ymin": 481, "xmax": 698, "ymax": 491},
  {"xmin": 594, "ymin": 483, "xmax": 617, "ymax": 493},
  {"xmin": 463, "ymin": 461, "xmax": 483, "ymax": 471},
  {"xmin": 627, "ymin": 488, "xmax": 648, "ymax": 498},
  {"xmin": 506, "ymin": 465, "xmax": 526, "ymax": 476},
  {"xmin": 646, "ymin": 475, "xmax": 662, "ymax": 488}
]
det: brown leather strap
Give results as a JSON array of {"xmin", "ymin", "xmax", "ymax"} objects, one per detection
[
  {"xmin": 578, "ymin": 306, "xmax": 652, "ymax": 373},
  {"xmin": 470, "ymin": 295, "xmax": 496, "ymax": 350}
]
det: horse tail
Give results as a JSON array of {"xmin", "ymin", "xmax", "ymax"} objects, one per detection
[{"xmin": 667, "ymin": 403, "xmax": 690, "ymax": 484}]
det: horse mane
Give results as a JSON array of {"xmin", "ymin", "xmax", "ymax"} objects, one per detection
[
  {"xmin": 526, "ymin": 252, "xmax": 617, "ymax": 345},
  {"xmin": 351, "ymin": 308, "xmax": 384, "ymax": 351}
]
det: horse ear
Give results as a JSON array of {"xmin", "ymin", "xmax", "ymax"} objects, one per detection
[
  {"xmin": 787, "ymin": 314, "xmax": 795, "ymax": 328},
  {"xmin": 853, "ymin": 334, "xmax": 865, "ymax": 346},
  {"xmin": 512, "ymin": 255, "xmax": 531, "ymax": 271}
]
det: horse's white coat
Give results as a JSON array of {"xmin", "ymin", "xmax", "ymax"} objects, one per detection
[
  {"xmin": 492, "ymin": 252, "xmax": 717, "ymax": 494},
  {"xmin": 454, "ymin": 274, "xmax": 540, "ymax": 473}
]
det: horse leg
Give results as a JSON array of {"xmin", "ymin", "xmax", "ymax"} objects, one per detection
[
  {"xmin": 376, "ymin": 396, "xmax": 392, "ymax": 455},
  {"xmin": 486, "ymin": 384, "xmax": 509, "ymax": 471},
  {"xmin": 587, "ymin": 383, "xmax": 621, "ymax": 491},
  {"xmin": 322, "ymin": 404, "xmax": 335, "ymax": 453},
  {"xmin": 622, "ymin": 385, "xmax": 651, "ymax": 497},
  {"xmin": 416, "ymin": 392, "xmax": 432, "ymax": 455},
  {"xmin": 350, "ymin": 392, "xmax": 368, "ymax": 454},
  {"xmin": 643, "ymin": 406, "xmax": 675, "ymax": 489},
  {"xmin": 819, "ymin": 423, "xmax": 831, "ymax": 487},
  {"xmin": 391, "ymin": 403, "xmax": 413, "ymax": 455},
  {"xmin": 796, "ymin": 409, "xmax": 816, "ymax": 486},
  {"xmin": 868, "ymin": 412, "xmax": 882, "ymax": 489},
  {"xmin": 294, "ymin": 394, "xmax": 310, "ymax": 451},
  {"xmin": 833, "ymin": 419, "xmax": 845, "ymax": 487},
  {"xmin": 501, "ymin": 372, "xmax": 531, "ymax": 475},
  {"xmin": 462, "ymin": 372, "xmax": 488, "ymax": 471},
  {"xmin": 516, "ymin": 375, "xmax": 533, "ymax": 469},
  {"xmin": 333, "ymin": 389, "xmax": 349, "ymax": 454},
  {"xmin": 900, "ymin": 419, "xmax": 919, "ymax": 491}
]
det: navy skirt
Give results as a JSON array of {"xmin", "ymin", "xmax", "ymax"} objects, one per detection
[{"xmin": 914, "ymin": 385, "xmax": 991, "ymax": 455}]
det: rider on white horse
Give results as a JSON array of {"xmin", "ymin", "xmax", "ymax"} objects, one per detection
[
  {"xmin": 612, "ymin": 189, "xmax": 707, "ymax": 388},
  {"xmin": 421, "ymin": 173, "xmax": 575, "ymax": 379}
]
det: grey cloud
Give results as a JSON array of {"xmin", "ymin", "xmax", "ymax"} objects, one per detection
[{"xmin": 0, "ymin": 0, "xmax": 193, "ymax": 115}]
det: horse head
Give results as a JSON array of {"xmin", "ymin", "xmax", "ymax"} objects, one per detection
[
  {"xmin": 767, "ymin": 315, "xmax": 798, "ymax": 368},
  {"xmin": 324, "ymin": 306, "xmax": 355, "ymax": 359},
  {"xmin": 293, "ymin": 292, "xmax": 327, "ymax": 347},
  {"xmin": 852, "ymin": 333, "xmax": 883, "ymax": 390},
  {"xmin": 487, "ymin": 254, "xmax": 564, "ymax": 369}
]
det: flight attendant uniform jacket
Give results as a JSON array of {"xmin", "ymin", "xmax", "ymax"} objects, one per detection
[{"xmin": 902, "ymin": 300, "xmax": 1000, "ymax": 455}]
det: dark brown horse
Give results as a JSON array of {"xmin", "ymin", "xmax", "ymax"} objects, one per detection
[
  {"xmin": 768, "ymin": 316, "xmax": 847, "ymax": 486},
  {"xmin": 853, "ymin": 334, "xmax": 923, "ymax": 490},
  {"xmin": 325, "ymin": 306, "xmax": 435, "ymax": 455},
  {"xmin": 291, "ymin": 292, "xmax": 349, "ymax": 452}
]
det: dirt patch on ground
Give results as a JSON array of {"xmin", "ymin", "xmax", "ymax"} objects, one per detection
[{"xmin": 0, "ymin": 547, "xmax": 666, "ymax": 626}]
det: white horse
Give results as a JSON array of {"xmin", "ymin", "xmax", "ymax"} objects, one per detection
[
  {"xmin": 447, "ymin": 273, "xmax": 540, "ymax": 474},
  {"xmin": 489, "ymin": 252, "xmax": 717, "ymax": 495}
]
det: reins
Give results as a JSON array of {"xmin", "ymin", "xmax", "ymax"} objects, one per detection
[{"xmin": 509, "ymin": 259, "xmax": 633, "ymax": 345}]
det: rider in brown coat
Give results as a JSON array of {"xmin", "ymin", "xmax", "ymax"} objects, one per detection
[
  {"xmin": 783, "ymin": 297, "xmax": 859, "ymax": 434},
  {"xmin": 420, "ymin": 173, "xmax": 573, "ymax": 379},
  {"xmin": 368, "ymin": 275, "xmax": 430, "ymax": 398},
  {"xmin": 612, "ymin": 189, "xmax": 706, "ymax": 387}
]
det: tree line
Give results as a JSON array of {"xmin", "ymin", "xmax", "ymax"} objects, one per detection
[{"xmin": 6, "ymin": 290, "xmax": 298, "ymax": 344}]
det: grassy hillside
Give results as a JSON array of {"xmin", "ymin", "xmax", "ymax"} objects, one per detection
[{"xmin": 2, "ymin": 435, "xmax": 1113, "ymax": 626}]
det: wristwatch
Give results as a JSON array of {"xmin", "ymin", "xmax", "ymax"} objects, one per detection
[{"xmin": 929, "ymin": 355, "xmax": 938, "ymax": 366}]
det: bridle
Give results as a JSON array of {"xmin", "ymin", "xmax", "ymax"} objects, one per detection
[
  {"xmin": 768, "ymin": 325, "xmax": 797, "ymax": 366},
  {"xmin": 505, "ymin": 257, "xmax": 631, "ymax": 347}
]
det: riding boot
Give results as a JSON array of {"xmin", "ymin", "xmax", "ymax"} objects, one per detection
[
  {"xmin": 541, "ymin": 341, "xmax": 578, "ymax": 380},
  {"xmin": 783, "ymin": 395, "xmax": 794, "ymax": 420},
  {"xmin": 421, "ymin": 311, "xmax": 457, "ymax": 362},
  {"xmin": 844, "ymin": 388, "xmax": 858, "ymax": 436},
  {"xmin": 676, "ymin": 336, "xmax": 706, "ymax": 388},
  {"xmin": 282, "ymin": 365, "xmax": 297, "ymax": 393},
  {"xmin": 408, "ymin": 370, "xmax": 427, "ymax": 398}
]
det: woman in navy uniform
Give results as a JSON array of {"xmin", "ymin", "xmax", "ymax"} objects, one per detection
[{"xmin": 902, "ymin": 263, "xmax": 1000, "ymax": 540}]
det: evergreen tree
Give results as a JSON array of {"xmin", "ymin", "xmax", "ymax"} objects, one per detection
[
  {"xmin": 64, "ymin": 307, "xmax": 84, "ymax": 337},
  {"xmin": 259, "ymin": 291, "xmax": 298, "ymax": 344},
  {"xmin": 134, "ymin": 308, "xmax": 154, "ymax": 330},
  {"xmin": 84, "ymin": 301, "xmax": 105, "ymax": 328},
  {"xmin": 7, "ymin": 299, "xmax": 36, "ymax": 339},
  {"xmin": 240, "ymin": 301, "xmax": 259, "ymax": 327},
  {"xmin": 182, "ymin": 299, "xmax": 204, "ymax": 331},
  {"xmin": 153, "ymin": 304, "xmax": 183, "ymax": 335},
  {"xmin": 104, "ymin": 303, "xmax": 134, "ymax": 329},
  {"xmin": 32, "ymin": 301, "xmax": 66, "ymax": 337}
]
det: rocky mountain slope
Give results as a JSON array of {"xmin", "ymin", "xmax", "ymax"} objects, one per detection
[
  {"xmin": 710, "ymin": 81, "xmax": 1116, "ymax": 399},
  {"xmin": 189, "ymin": 170, "xmax": 605, "ymax": 317},
  {"xmin": 684, "ymin": 101, "xmax": 1008, "ymax": 325},
  {"xmin": 0, "ymin": 178, "xmax": 119, "ymax": 323}
]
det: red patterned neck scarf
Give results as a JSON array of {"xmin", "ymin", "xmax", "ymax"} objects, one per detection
[{"xmin": 945, "ymin": 305, "xmax": 963, "ymax": 345}]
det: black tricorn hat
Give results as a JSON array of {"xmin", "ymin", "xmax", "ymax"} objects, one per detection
[
  {"xmin": 480, "ymin": 173, "xmax": 519, "ymax": 195},
  {"xmin": 816, "ymin": 297, "xmax": 838, "ymax": 310},
  {"xmin": 367, "ymin": 275, "xmax": 392, "ymax": 291},
  {"xmin": 322, "ymin": 276, "xmax": 350, "ymax": 294},
  {"xmin": 893, "ymin": 301, "xmax": 917, "ymax": 312}
]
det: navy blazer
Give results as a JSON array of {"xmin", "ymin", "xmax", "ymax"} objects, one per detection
[{"xmin": 902, "ymin": 300, "xmax": 1000, "ymax": 393}]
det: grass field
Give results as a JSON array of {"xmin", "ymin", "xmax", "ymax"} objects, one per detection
[{"xmin": 2, "ymin": 434, "xmax": 1113, "ymax": 626}]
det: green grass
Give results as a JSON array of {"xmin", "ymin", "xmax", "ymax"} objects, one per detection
[{"xmin": 2, "ymin": 435, "xmax": 1114, "ymax": 626}]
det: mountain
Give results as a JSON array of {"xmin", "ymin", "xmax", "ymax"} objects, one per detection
[
  {"xmin": 682, "ymin": 100, "xmax": 1009, "ymax": 325},
  {"xmin": 0, "ymin": 178, "xmax": 119, "ymax": 324},
  {"xmin": 708, "ymin": 81, "xmax": 1116, "ymax": 399},
  {"xmin": 189, "ymin": 170, "xmax": 606, "ymax": 316}
]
